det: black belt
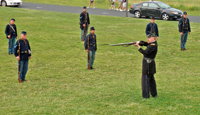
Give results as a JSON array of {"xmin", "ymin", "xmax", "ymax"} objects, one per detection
[
  {"xmin": 144, "ymin": 57, "xmax": 154, "ymax": 63},
  {"xmin": 21, "ymin": 51, "xmax": 28, "ymax": 54},
  {"xmin": 90, "ymin": 44, "xmax": 95, "ymax": 46}
]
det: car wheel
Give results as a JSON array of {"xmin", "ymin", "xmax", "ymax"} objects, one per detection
[
  {"xmin": 162, "ymin": 13, "xmax": 169, "ymax": 20},
  {"xmin": 1, "ymin": 1, "xmax": 7, "ymax": 7},
  {"xmin": 134, "ymin": 11, "xmax": 141, "ymax": 18}
]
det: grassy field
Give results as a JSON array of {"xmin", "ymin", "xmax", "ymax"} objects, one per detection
[
  {"xmin": 23, "ymin": 0, "xmax": 200, "ymax": 16},
  {"xmin": 0, "ymin": 7, "xmax": 200, "ymax": 114}
]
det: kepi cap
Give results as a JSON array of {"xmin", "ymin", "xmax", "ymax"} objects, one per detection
[
  {"xmin": 11, "ymin": 18, "xmax": 15, "ymax": 21},
  {"xmin": 21, "ymin": 31, "xmax": 27, "ymax": 35},
  {"xmin": 150, "ymin": 16, "xmax": 155, "ymax": 20},
  {"xmin": 90, "ymin": 27, "xmax": 95, "ymax": 30},
  {"xmin": 183, "ymin": 11, "xmax": 187, "ymax": 15},
  {"xmin": 83, "ymin": 6, "xmax": 87, "ymax": 9},
  {"xmin": 147, "ymin": 34, "xmax": 156, "ymax": 38}
]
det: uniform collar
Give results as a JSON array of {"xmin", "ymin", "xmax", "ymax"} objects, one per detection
[
  {"xmin": 183, "ymin": 17, "xmax": 187, "ymax": 19},
  {"xmin": 150, "ymin": 40, "xmax": 156, "ymax": 44},
  {"xmin": 20, "ymin": 38, "xmax": 26, "ymax": 41}
]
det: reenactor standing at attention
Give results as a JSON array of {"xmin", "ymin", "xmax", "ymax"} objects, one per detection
[
  {"xmin": 14, "ymin": 31, "xmax": 31, "ymax": 82},
  {"xmin": 145, "ymin": 16, "xmax": 159, "ymax": 40},
  {"xmin": 84, "ymin": 27, "xmax": 97, "ymax": 70},
  {"xmin": 5, "ymin": 18, "xmax": 18, "ymax": 54},
  {"xmin": 80, "ymin": 6, "xmax": 90, "ymax": 41},
  {"xmin": 133, "ymin": 34, "xmax": 158, "ymax": 99},
  {"xmin": 179, "ymin": 11, "xmax": 191, "ymax": 51}
]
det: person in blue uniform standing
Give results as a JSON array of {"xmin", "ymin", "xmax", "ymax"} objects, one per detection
[
  {"xmin": 84, "ymin": 27, "xmax": 97, "ymax": 69},
  {"xmin": 145, "ymin": 16, "xmax": 159, "ymax": 40},
  {"xmin": 5, "ymin": 18, "xmax": 18, "ymax": 54},
  {"xmin": 14, "ymin": 31, "xmax": 31, "ymax": 82},
  {"xmin": 178, "ymin": 11, "xmax": 191, "ymax": 51},
  {"xmin": 80, "ymin": 6, "xmax": 90, "ymax": 41}
]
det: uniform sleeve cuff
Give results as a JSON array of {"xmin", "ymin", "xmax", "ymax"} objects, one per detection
[{"xmin": 138, "ymin": 48, "xmax": 143, "ymax": 53}]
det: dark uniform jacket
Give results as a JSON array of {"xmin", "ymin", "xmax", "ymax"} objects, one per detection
[
  {"xmin": 138, "ymin": 41, "xmax": 158, "ymax": 74},
  {"xmin": 84, "ymin": 33, "xmax": 97, "ymax": 51},
  {"xmin": 145, "ymin": 23, "xmax": 159, "ymax": 37},
  {"xmin": 14, "ymin": 39, "xmax": 31, "ymax": 61},
  {"xmin": 80, "ymin": 11, "xmax": 90, "ymax": 30},
  {"xmin": 179, "ymin": 18, "xmax": 191, "ymax": 33},
  {"xmin": 5, "ymin": 23, "xmax": 17, "ymax": 38}
]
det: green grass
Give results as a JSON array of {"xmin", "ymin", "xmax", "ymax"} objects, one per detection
[
  {"xmin": 23, "ymin": 0, "xmax": 200, "ymax": 16},
  {"xmin": 0, "ymin": 7, "xmax": 200, "ymax": 114}
]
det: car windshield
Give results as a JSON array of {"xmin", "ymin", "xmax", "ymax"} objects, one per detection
[{"xmin": 157, "ymin": 2, "xmax": 171, "ymax": 9}]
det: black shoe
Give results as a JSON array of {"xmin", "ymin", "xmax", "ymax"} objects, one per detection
[
  {"xmin": 183, "ymin": 49, "xmax": 186, "ymax": 50},
  {"xmin": 91, "ymin": 67, "xmax": 94, "ymax": 69},
  {"xmin": 22, "ymin": 80, "xmax": 28, "ymax": 82},
  {"xmin": 143, "ymin": 97, "xmax": 149, "ymax": 99},
  {"xmin": 152, "ymin": 95, "xmax": 157, "ymax": 98},
  {"xmin": 181, "ymin": 48, "xmax": 183, "ymax": 51}
]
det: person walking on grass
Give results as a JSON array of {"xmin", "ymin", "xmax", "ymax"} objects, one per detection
[
  {"xmin": 109, "ymin": 0, "xmax": 116, "ymax": 10},
  {"xmin": 122, "ymin": 0, "xmax": 127, "ymax": 11},
  {"xmin": 88, "ymin": 0, "xmax": 95, "ymax": 9},
  {"xmin": 116, "ymin": 0, "xmax": 123, "ymax": 11},
  {"xmin": 178, "ymin": 11, "xmax": 191, "ymax": 51},
  {"xmin": 5, "ymin": 18, "xmax": 18, "ymax": 55},
  {"xmin": 80, "ymin": 6, "xmax": 90, "ymax": 41},
  {"xmin": 84, "ymin": 27, "xmax": 97, "ymax": 70}
]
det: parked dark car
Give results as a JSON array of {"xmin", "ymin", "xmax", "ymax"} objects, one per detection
[{"xmin": 129, "ymin": 1, "xmax": 183, "ymax": 20}]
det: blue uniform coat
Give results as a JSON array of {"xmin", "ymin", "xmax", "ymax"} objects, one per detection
[
  {"xmin": 145, "ymin": 23, "xmax": 159, "ymax": 37},
  {"xmin": 80, "ymin": 12, "xmax": 90, "ymax": 30},
  {"xmin": 84, "ymin": 33, "xmax": 97, "ymax": 51},
  {"xmin": 14, "ymin": 39, "xmax": 31, "ymax": 61},
  {"xmin": 139, "ymin": 41, "xmax": 158, "ymax": 74},
  {"xmin": 179, "ymin": 18, "xmax": 191, "ymax": 33},
  {"xmin": 5, "ymin": 23, "xmax": 17, "ymax": 38}
]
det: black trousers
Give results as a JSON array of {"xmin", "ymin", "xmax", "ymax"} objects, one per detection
[{"xmin": 142, "ymin": 74, "xmax": 157, "ymax": 98}]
